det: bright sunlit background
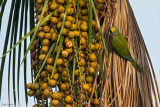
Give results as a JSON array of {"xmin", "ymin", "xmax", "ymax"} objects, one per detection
[{"xmin": 0, "ymin": 0, "xmax": 160, "ymax": 106}]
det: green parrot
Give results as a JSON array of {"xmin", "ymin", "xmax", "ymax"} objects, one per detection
[{"xmin": 110, "ymin": 27, "xmax": 144, "ymax": 73}]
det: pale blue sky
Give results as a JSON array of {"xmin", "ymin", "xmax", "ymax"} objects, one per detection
[{"xmin": 0, "ymin": 0, "xmax": 160, "ymax": 106}]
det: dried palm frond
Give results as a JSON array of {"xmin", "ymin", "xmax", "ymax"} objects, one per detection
[{"xmin": 98, "ymin": 0, "xmax": 160, "ymax": 107}]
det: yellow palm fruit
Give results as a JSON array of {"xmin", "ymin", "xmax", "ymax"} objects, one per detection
[
  {"xmin": 57, "ymin": 65, "xmax": 63, "ymax": 72},
  {"xmin": 81, "ymin": 32, "xmax": 88, "ymax": 38},
  {"xmin": 79, "ymin": 0, "xmax": 86, "ymax": 7},
  {"xmin": 88, "ymin": 44, "xmax": 95, "ymax": 50},
  {"xmin": 43, "ymin": 89, "xmax": 50, "ymax": 97},
  {"xmin": 81, "ymin": 21, "xmax": 88, "ymax": 26},
  {"xmin": 75, "ymin": 69, "xmax": 80, "ymax": 76},
  {"xmin": 82, "ymin": 16, "xmax": 88, "ymax": 22},
  {"xmin": 95, "ymin": 43, "xmax": 100, "ymax": 50},
  {"xmin": 88, "ymin": 86, "xmax": 92, "ymax": 93},
  {"xmin": 57, "ymin": 58, "xmax": 63, "ymax": 65},
  {"xmin": 58, "ymin": 17, "xmax": 62, "ymax": 22},
  {"xmin": 51, "ymin": 33, "xmax": 58, "ymax": 41},
  {"xmin": 32, "ymin": 104, "xmax": 38, "ymax": 107},
  {"xmin": 41, "ymin": 71, "xmax": 48, "ymax": 78},
  {"xmin": 50, "ymin": 3, "xmax": 58, "ymax": 11},
  {"xmin": 89, "ymin": 62, "xmax": 97, "ymax": 68},
  {"xmin": 65, "ymin": 104, "xmax": 72, "ymax": 107},
  {"xmin": 81, "ymin": 66, "xmax": 85, "ymax": 72},
  {"xmin": 41, "ymin": 46, "xmax": 49, "ymax": 53},
  {"xmin": 43, "ymin": 26, "xmax": 50, "ymax": 33},
  {"xmin": 65, "ymin": 48, "xmax": 73, "ymax": 54},
  {"xmin": 49, "ymin": 79, "xmax": 57, "ymax": 87},
  {"xmin": 92, "ymin": 99, "xmax": 100, "ymax": 105},
  {"xmin": 57, "ymin": 0, "xmax": 64, "ymax": 4},
  {"xmin": 80, "ymin": 37, "xmax": 86, "ymax": 45},
  {"xmin": 41, "ymin": 82, "xmax": 48, "ymax": 90},
  {"xmin": 65, "ymin": 82, "xmax": 70, "ymax": 90},
  {"xmin": 60, "ymin": 83, "xmax": 67, "ymax": 91},
  {"xmin": 53, "ymin": 9, "xmax": 59, "ymax": 17},
  {"xmin": 65, "ymin": 0, "xmax": 73, "ymax": 3},
  {"xmin": 39, "ymin": 54, "xmax": 46, "ymax": 61},
  {"xmin": 88, "ymin": 67, "xmax": 95, "ymax": 74},
  {"xmin": 47, "ymin": 58, "xmax": 54, "ymax": 64},
  {"xmin": 37, "ymin": 0, "xmax": 44, "ymax": 4},
  {"xmin": 27, "ymin": 90, "xmax": 35, "ymax": 96},
  {"xmin": 36, "ymin": 15, "xmax": 44, "ymax": 21},
  {"xmin": 52, "ymin": 92, "xmax": 62, "ymax": 100},
  {"xmin": 38, "ymin": 31, "xmax": 45, "ymax": 39},
  {"xmin": 42, "ymin": 39, "xmax": 49, "ymax": 46},
  {"xmin": 74, "ymin": 31, "xmax": 80, "ymax": 37},
  {"xmin": 66, "ymin": 16, "xmax": 73, "ymax": 22},
  {"xmin": 51, "ymin": 17, "xmax": 58, "ymax": 24},
  {"xmin": 47, "ymin": 65, "xmax": 55, "ymax": 73},
  {"xmin": 50, "ymin": 28, "xmax": 54, "ymax": 34},
  {"xmin": 81, "ymin": 9, "xmax": 88, "ymax": 15},
  {"xmin": 52, "ymin": 73, "xmax": 59, "ymax": 80},
  {"xmin": 58, "ymin": 6, "xmax": 65, "ymax": 13},
  {"xmin": 51, "ymin": 100, "xmax": 60, "ymax": 106},
  {"xmin": 44, "ymin": 33, "xmax": 51, "ymax": 39},
  {"xmin": 80, "ymin": 59, "xmax": 86, "ymax": 66},
  {"xmin": 82, "ymin": 84, "xmax": 89, "ymax": 91},
  {"xmin": 62, "ymin": 76, "xmax": 68, "ymax": 82},
  {"xmin": 80, "ymin": 24, "xmax": 88, "ymax": 31},
  {"xmin": 67, "ymin": 8, "xmax": 74, "ymax": 15},
  {"xmin": 65, "ymin": 95, "xmax": 72, "ymax": 104},
  {"xmin": 65, "ymin": 21, "xmax": 72, "ymax": 28},
  {"xmin": 82, "ymin": 94, "xmax": 87, "ymax": 101},
  {"xmin": 64, "ymin": 90, "xmax": 71, "ymax": 95},
  {"xmin": 66, "ymin": 41, "xmax": 73, "ymax": 48},
  {"xmin": 36, "ymin": 89, "xmax": 41, "ymax": 96},
  {"xmin": 27, "ymin": 83, "xmax": 33, "ymax": 89},
  {"xmin": 68, "ymin": 31, "xmax": 75, "ymax": 38},
  {"xmin": 62, "ymin": 70, "xmax": 68, "ymax": 77},
  {"xmin": 80, "ymin": 53, "xmax": 85, "ymax": 58},
  {"xmin": 62, "ymin": 28, "xmax": 68, "ymax": 35},
  {"xmin": 44, "ymin": 6, "xmax": 49, "ymax": 13},
  {"xmin": 86, "ymin": 76, "xmax": 93, "ymax": 83},
  {"xmin": 32, "ymin": 83, "xmax": 39, "ymax": 90},
  {"xmin": 68, "ymin": 3, "xmax": 73, "ymax": 8},
  {"xmin": 64, "ymin": 37, "xmax": 71, "ymax": 44},
  {"xmin": 60, "ymin": 12, "xmax": 65, "ymax": 19},
  {"xmin": 62, "ymin": 51, "xmax": 69, "ymax": 58},
  {"xmin": 92, "ymin": 20, "xmax": 97, "ymax": 27},
  {"xmin": 89, "ymin": 53, "xmax": 96, "ymax": 61},
  {"xmin": 70, "ymin": 24, "xmax": 77, "ymax": 31},
  {"xmin": 38, "ymin": 26, "xmax": 43, "ymax": 31}
]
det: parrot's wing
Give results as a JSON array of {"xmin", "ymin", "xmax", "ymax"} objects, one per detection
[
  {"xmin": 119, "ymin": 34, "xmax": 130, "ymax": 51},
  {"xmin": 112, "ymin": 35, "xmax": 133, "ymax": 61}
]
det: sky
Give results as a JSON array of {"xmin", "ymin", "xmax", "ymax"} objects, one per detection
[{"xmin": 0, "ymin": 0, "xmax": 160, "ymax": 107}]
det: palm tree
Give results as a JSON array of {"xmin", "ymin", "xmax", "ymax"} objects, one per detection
[{"xmin": 0, "ymin": 0, "xmax": 159, "ymax": 107}]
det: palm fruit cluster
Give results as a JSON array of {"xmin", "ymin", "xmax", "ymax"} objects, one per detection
[{"xmin": 27, "ymin": 0, "xmax": 106, "ymax": 106}]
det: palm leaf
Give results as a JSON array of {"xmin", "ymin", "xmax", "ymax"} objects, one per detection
[
  {"xmin": 21, "ymin": 0, "xmax": 50, "ymax": 65},
  {"xmin": 0, "ymin": 0, "xmax": 7, "ymax": 31},
  {"xmin": 0, "ymin": 0, "xmax": 16, "ymax": 100},
  {"xmin": 91, "ymin": 0, "xmax": 109, "ymax": 66}
]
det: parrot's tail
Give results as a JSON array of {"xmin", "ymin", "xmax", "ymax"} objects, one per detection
[{"xmin": 131, "ymin": 60, "xmax": 144, "ymax": 73}]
